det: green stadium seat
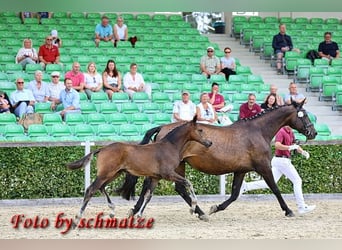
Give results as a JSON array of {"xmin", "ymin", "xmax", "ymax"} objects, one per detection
[
  {"xmin": 142, "ymin": 102, "xmax": 160, "ymax": 115},
  {"xmin": 43, "ymin": 113, "xmax": 63, "ymax": 126},
  {"xmin": 65, "ymin": 113, "xmax": 86, "ymax": 126},
  {"xmin": 120, "ymin": 102, "xmax": 140, "ymax": 114},
  {"xmin": 4, "ymin": 124, "xmax": 25, "ymax": 138},
  {"xmin": 80, "ymin": 102, "xmax": 97, "ymax": 114},
  {"xmin": 119, "ymin": 124, "xmax": 140, "ymax": 137},
  {"xmin": 152, "ymin": 92, "xmax": 171, "ymax": 105},
  {"xmin": 161, "ymin": 102, "xmax": 174, "ymax": 114},
  {"xmin": 131, "ymin": 113, "xmax": 150, "ymax": 126},
  {"xmin": 34, "ymin": 102, "xmax": 52, "ymax": 114},
  {"xmin": 132, "ymin": 92, "xmax": 150, "ymax": 106},
  {"xmin": 27, "ymin": 124, "xmax": 49, "ymax": 138},
  {"xmin": 0, "ymin": 81, "xmax": 16, "ymax": 93},
  {"xmin": 25, "ymin": 64, "xmax": 43, "ymax": 74},
  {"xmin": 74, "ymin": 124, "xmax": 95, "ymax": 138},
  {"xmin": 97, "ymin": 123, "xmax": 118, "ymax": 137},
  {"xmin": 45, "ymin": 64, "xmax": 63, "ymax": 74},
  {"xmin": 105, "ymin": 113, "xmax": 128, "ymax": 125},
  {"xmin": 152, "ymin": 112, "xmax": 171, "ymax": 125},
  {"xmin": 87, "ymin": 12, "xmax": 101, "ymax": 20},
  {"xmin": 50, "ymin": 124, "xmax": 73, "ymax": 138},
  {"xmin": 90, "ymin": 91, "xmax": 109, "ymax": 103},
  {"xmin": 4, "ymin": 63, "xmax": 22, "ymax": 73},
  {"xmin": 318, "ymin": 76, "xmax": 338, "ymax": 101},
  {"xmin": 0, "ymin": 113, "xmax": 16, "ymax": 126},
  {"xmin": 315, "ymin": 123, "xmax": 331, "ymax": 136},
  {"xmin": 99, "ymin": 102, "xmax": 118, "ymax": 114},
  {"xmin": 111, "ymin": 92, "xmax": 130, "ymax": 104}
]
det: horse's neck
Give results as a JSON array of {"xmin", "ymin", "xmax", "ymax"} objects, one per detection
[
  {"xmin": 254, "ymin": 106, "xmax": 293, "ymax": 142},
  {"xmin": 163, "ymin": 128, "xmax": 191, "ymax": 151}
]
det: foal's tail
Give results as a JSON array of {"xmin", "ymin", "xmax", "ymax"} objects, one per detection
[
  {"xmin": 116, "ymin": 125, "xmax": 162, "ymax": 200},
  {"xmin": 66, "ymin": 149, "xmax": 101, "ymax": 170}
]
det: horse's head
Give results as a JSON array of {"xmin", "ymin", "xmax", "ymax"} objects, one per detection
[
  {"xmin": 188, "ymin": 115, "xmax": 212, "ymax": 148},
  {"xmin": 289, "ymin": 99, "xmax": 317, "ymax": 140}
]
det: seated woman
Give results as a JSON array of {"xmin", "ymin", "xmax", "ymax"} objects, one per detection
[
  {"xmin": 102, "ymin": 59, "xmax": 122, "ymax": 100},
  {"xmin": 196, "ymin": 92, "xmax": 218, "ymax": 125},
  {"xmin": 15, "ymin": 38, "xmax": 38, "ymax": 70},
  {"xmin": 84, "ymin": 62, "xmax": 103, "ymax": 99}
]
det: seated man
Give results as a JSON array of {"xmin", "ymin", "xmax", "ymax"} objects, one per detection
[
  {"xmin": 272, "ymin": 24, "xmax": 293, "ymax": 74},
  {"xmin": 95, "ymin": 15, "xmax": 114, "ymax": 47},
  {"xmin": 239, "ymin": 93, "xmax": 262, "ymax": 119},
  {"xmin": 38, "ymin": 35, "xmax": 61, "ymax": 70},
  {"xmin": 200, "ymin": 46, "xmax": 221, "ymax": 79},
  {"xmin": 284, "ymin": 82, "xmax": 306, "ymax": 105},
  {"xmin": 318, "ymin": 32, "xmax": 340, "ymax": 61},
  {"xmin": 9, "ymin": 78, "xmax": 35, "ymax": 118},
  {"xmin": 55, "ymin": 78, "xmax": 81, "ymax": 119},
  {"xmin": 123, "ymin": 63, "xmax": 151, "ymax": 99},
  {"xmin": 64, "ymin": 62, "xmax": 85, "ymax": 92},
  {"xmin": 172, "ymin": 91, "xmax": 196, "ymax": 123}
]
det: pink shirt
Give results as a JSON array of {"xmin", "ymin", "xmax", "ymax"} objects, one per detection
[
  {"xmin": 274, "ymin": 127, "xmax": 294, "ymax": 158},
  {"xmin": 65, "ymin": 71, "xmax": 85, "ymax": 87}
]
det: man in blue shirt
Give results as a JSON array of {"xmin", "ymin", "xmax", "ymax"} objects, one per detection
[
  {"xmin": 95, "ymin": 16, "xmax": 114, "ymax": 47},
  {"xmin": 10, "ymin": 78, "xmax": 35, "ymax": 118},
  {"xmin": 272, "ymin": 24, "xmax": 293, "ymax": 75},
  {"xmin": 57, "ymin": 78, "xmax": 80, "ymax": 119}
]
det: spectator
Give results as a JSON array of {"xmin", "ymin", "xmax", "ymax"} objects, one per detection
[
  {"xmin": 0, "ymin": 91, "xmax": 11, "ymax": 113},
  {"xmin": 38, "ymin": 35, "xmax": 61, "ymax": 70},
  {"xmin": 84, "ymin": 61, "xmax": 103, "ymax": 99},
  {"xmin": 51, "ymin": 29, "xmax": 62, "ymax": 48},
  {"xmin": 240, "ymin": 126, "xmax": 316, "ymax": 215},
  {"xmin": 123, "ymin": 63, "xmax": 151, "ymax": 99},
  {"xmin": 208, "ymin": 82, "xmax": 226, "ymax": 112},
  {"xmin": 272, "ymin": 24, "xmax": 293, "ymax": 75},
  {"xmin": 239, "ymin": 93, "xmax": 262, "ymax": 119},
  {"xmin": 220, "ymin": 47, "xmax": 236, "ymax": 81},
  {"xmin": 15, "ymin": 38, "xmax": 38, "ymax": 70},
  {"xmin": 284, "ymin": 82, "xmax": 306, "ymax": 105},
  {"xmin": 27, "ymin": 70, "xmax": 50, "ymax": 103},
  {"xmin": 196, "ymin": 92, "xmax": 218, "ymax": 124},
  {"xmin": 64, "ymin": 62, "xmax": 85, "ymax": 92},
  {"xmin": 20, "ymin": 12, "xmax": 35, "ymax": 24},
  {"xmin": 261, "ymin": 93, "xmax": 277, "ymax": 111},
  {"xmin": 113, "ymin": 16, "xmax": 137, "ymax": 48},
  {"xmin": 266, "ymin": 84, "xmax": 284, "ymax": 106},
  {"xmin": 55, "ymin": 78, "xmax": 81, "ymax": 119},
  {"xmin": 171, "ymin": 91, "xmax": 196, "ymax": 123},
  {"xmin": 9, "ymin": 78, "xmax": 35, "ymax": 118},
  {"xmin": 48, "ymin": 71, "xmax": 65, "ymax": 111},
  {"xmin": 94, "ymin": 15, "xmax": 114, "ymax": 47},
  {"xmin": 37, "ymin": 12, "xmax": 52, "ymax": 24},
  {"xmin": 318, "ymin": 31, "xmax": 340, "ymax": 61},
  {"xmin": 200, "ymin": 46, "xmax": 221, "ymax": 79},
  {"xmin": 102, "ymin": 59, "xmax": 122, "ymax": 100}
]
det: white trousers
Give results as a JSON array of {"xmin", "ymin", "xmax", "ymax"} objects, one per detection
[{"xmin": 245, "ymin": 156, "xmax": 306, "ymax": 208}]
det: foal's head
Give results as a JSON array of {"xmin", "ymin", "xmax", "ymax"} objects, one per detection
[
  {"xmin": 166, "ymin": 115, "xmax": 212, "ymax": 148},
  {"xmin": 288, "ymin": 99, "xmax": 317, "ymax": 140}
]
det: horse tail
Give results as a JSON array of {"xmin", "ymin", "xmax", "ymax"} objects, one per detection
[
  {"xmin": 66, "ymin": 149, "xmax": 101, "ymax": 170},
  {"xmin": 138, "ymin": 125, "xmax": 162, "ymax": 144},
  {"xmin": 116, "ymin": 126, "xmax": 162, "ymax": 200}
]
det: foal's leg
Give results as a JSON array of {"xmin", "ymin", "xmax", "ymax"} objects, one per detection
[
  {"xmin": 255, "ymin": 166, "xmax": 294, "ymax": 217},
  {"xmin": 136, "ymin": 178, "xmax": 160, "ymax": 217},
  {"xmin": 128, "ymin": 177, "xmax": 153, "ymax": 217},
  {"xmin": 209, "ymin": 172, "xmax": 245, "ymax": 215},
  {"xmin": 174, "ymin": 163, "xmax": 208, "ymax": 221},
  {"xmin": 74, "ymin": 177, "xmax": 105, "ymax": 228},
  {"xmin": 100, "ymin": 186, "xmax": 115, "ymax": 218}
]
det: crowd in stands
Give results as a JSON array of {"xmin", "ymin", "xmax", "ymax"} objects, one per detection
[{"xmin": 0, "ymin": 12, "xmax": 341, "ymax": 142}]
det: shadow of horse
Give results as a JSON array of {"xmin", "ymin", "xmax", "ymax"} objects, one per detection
[
  {"xmin": 118, "ymin": 100, "xmax": 317, "ymax": 220},
  {"xmin": 66, "ymin": 115, "xmax": 212, "ymax": 226}
]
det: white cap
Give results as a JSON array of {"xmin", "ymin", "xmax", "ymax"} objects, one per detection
[
  {"xmin": 51, "ymin": 29, "xmax": 58, "ymax": 37},
  {"xmin": 51, "ymin": 71, "xmax": 60, "ymax": 77}
]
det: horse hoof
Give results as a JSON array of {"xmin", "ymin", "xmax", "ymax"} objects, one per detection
[
  {"xmin": 127, "ymin": 208, "xmax": 134, "ymax": 217},
  {"xmin": 209, "ymin": 205, "xmax": 218, "ymax": 215},
  {"xmin": 199, "ymin": 214, "xmax": 209, "ymax": 222},
  {"xmin": 285, "ymin": 210, "xmax": 295, "ymax": 217},
  {"xmin": 189, "ymin": 208, "xmax": 195, "ymax": 215},
  {"xmin": 109, "ymin": 213, "xmax": 115, "ymax": 218}
]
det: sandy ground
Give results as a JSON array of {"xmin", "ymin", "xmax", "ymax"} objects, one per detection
[{"xmin": 0, "ymin": 195, "xmax": 341, "ymax": 239}]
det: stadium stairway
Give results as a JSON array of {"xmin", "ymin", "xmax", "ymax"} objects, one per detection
[{"xmin": 205, "ymin": 33, "xmax": 342, "ymax": 137}]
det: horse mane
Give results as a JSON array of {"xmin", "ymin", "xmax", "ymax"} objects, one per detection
[
  {"xmin": 236, "ymin": 104, "xmax": 293, "ymax": 123},
  {"xmin": 160, "ymin": 122, "xmax": 188, "ymax": 142}
]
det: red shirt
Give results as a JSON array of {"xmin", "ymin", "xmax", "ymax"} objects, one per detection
[
  {"xmin": 208, "ymin": 92, "xmax": 225, "ymax": 111},
  {"xmin": 274, "ymin": 127, "xmax": 294, "ymax": 158},
  {"xmin": 64, "ymin": 71, "xmax": 85, "ymax": 87},
  {"xmin": 38, "ymin": 45, "xmax": 60, "ymax": 63},
  {"xmin": 239, "ymin": 102, "xmax": 261, "ymax": 119}
]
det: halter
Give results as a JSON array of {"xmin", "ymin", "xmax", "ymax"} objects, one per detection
[{"xmin": 296, "ymin": 108, "xmax": 314, "ymax": 136}]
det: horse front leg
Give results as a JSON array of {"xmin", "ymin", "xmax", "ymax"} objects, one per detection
[
  {"xmin": 258, "ymin": 168, "xmax": 294, "ymax": 217},
  {"xmin": 209, "ymin": 172, "xmax": 245, "ymax": 215},
  {"xmin": 136, "ymin": 178, "xmax": 159, "ymax": 218},
  {"xmin": 174, "ymin": 163, "xmax": 208, "ymax": 221}
]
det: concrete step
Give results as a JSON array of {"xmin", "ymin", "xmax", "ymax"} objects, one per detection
[{"xmin": 205, "ymin": 34, "xmax": 342, "ymax": 136}]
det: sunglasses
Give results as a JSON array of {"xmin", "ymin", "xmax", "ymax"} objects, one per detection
[
  {"xmin": 46, "ymin": 38, "xmax": 52, "ymax": 41},
  {"xmin": 52, "ymin": 76, "xmax": 59, "ymax": 78},
  {"xmin": 17, "ymin": 82, "xmax": 24, "ymax": 84},
  {"xmin": 207, "ymin": 50, "xmax": 214, "ymax": 53}
]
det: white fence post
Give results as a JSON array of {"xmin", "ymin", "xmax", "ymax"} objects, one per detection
[
  {"xmin": 81, "ymin": 141, "xmax": 95, "ymax": 192},
  {"xmin": 219, "ymin": 174, "xmax": 226, "ymax": 196}
]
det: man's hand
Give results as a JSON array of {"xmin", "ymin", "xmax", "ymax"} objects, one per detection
[
  {"xmin": 301, "ymin": 151, "xmax": 310, "ymax": 160},
  {"xmin": 288, "ymin": 144, "xmax": 299, "ymax": 151}
]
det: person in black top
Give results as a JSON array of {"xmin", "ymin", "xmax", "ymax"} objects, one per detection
[
  {"xmin": 272, "ymin": 24, "xmax": 293, "ymax": 75},
  {"xmin": 261, "ymin": 93, "xmax": 277, "ymax": 111},
  {"xmin": 318, "ymin": 32, "xmax": 340, "ymax": 62}
]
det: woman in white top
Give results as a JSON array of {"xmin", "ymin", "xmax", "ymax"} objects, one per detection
[
  {"xmin": 102, "ymin": 59, "xmax": 122, "ymax": 100},
  {"xmin": 16, "ymin": 38, "xmax": 38, "ymax": 70},
  {"xmin": 113, "ymin": 16, "xmax": 128, "ymax": 43},
  {"xmin": 220, "ymin": 47, "xmax": 236, "ymax": 81},
  {"xmin": 84, "ymin": 62, "xmax": 103, "ymax": 99},
  {"xmin": 196, "ymin": 93, "xmax": 218, "ymax": 124}
]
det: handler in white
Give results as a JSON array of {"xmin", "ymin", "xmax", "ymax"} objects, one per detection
[{"xmin": 240, "ymin": 126, "xmax": 316, "ymax": 215}]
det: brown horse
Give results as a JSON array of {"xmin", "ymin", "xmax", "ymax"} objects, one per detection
[
  {"xmin": 66, "ymin": 116, "xmax": 212, "ymax": 225},
  {"xmin": 118, "ymin": 100, "xmax": 317, "ymax": 220}
]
